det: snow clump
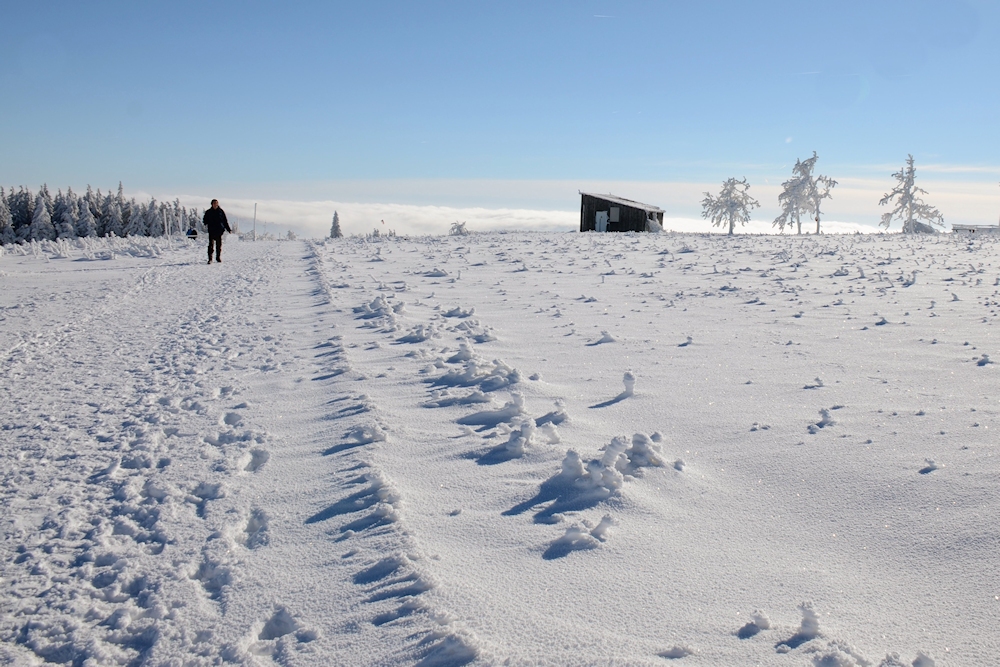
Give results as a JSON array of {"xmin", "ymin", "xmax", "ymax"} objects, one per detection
[{"xmin": 560, "ymin": 433, "xmax": 666, "ymax": 497}]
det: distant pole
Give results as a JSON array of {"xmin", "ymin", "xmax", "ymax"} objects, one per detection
[{"xmin": 253, "ymin": 203, "xmax": 257, "ymax": 241}]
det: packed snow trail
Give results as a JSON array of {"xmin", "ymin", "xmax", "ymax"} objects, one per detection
[{"xmin": 0, "ymin": 239, "xmax": 470, "ymax": 665}]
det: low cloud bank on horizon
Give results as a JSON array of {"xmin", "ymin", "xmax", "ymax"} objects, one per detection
[{"xmin": 141, "ymin": 176, "xmax": 999, "ymax": 238}]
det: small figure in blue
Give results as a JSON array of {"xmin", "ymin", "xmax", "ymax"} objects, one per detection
[{"xmin": 203, "ymin": 199, "xmax": 232, "ymax": 264}]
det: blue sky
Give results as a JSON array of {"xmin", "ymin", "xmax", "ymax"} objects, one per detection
[{"xmin": 2, "ymin": 1, "xmax": 998, "ymax": 230}]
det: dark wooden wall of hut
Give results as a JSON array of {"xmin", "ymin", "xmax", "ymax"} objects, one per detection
[{"xmin": 579, "ymin": 194, "xmax": 662, "ymax": 233}]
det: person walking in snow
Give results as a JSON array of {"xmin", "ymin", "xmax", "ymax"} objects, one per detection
[{"xmin": 203, "ymin": 199, "xmax": 232, "ymax": 264}]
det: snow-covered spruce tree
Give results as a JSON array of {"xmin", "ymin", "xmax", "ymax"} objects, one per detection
[
  {"xmin": 9, "ymin": 187, "xmax": 34, "ymax": 241},
  {"xmin": 52, "ymin": 188, "xmax": 73, "ymax": 234},
  {"xmin": 115, "ymin": 182, "xmax": 127, "ymax": 213},
  {"xmin": 123, "ymin": 200, "xmax": 147, "ymax": 237},
  {"xmin": 879, "ymin": 155, "xmax": 943, "ymax": 233},
  {"xmin": 145, "ymin": 199, "xmax": 164, "ymax": 237},
  {"xmin": 774, "ymin": 152, "xmax": 837, "ymax": 234},
  {"xmin": 39, "ymin": 184, "xmax": 55, "ymax": 223},
  {"xmin": 29, "ymin": 193, "xmax": 56, "ymax": 241},
  {"xmin": 76, "ymin": 197, "xmax": 98, "ymax": 237},
  {"xmin": 84, "ymin": 186, "xmax": 103, "ymax": 227},
  {"xmin": 101, "ymin": 200, "xmax": 124, "ymax": 237},
  {"xmin": 702, "ymin": 177, "xmax": 760, "ymax": 235},
  {"xmin": 0, "ymin": 189, "xmax": 15, "ymax": 245},
  {"xmin": 330, "ymin": 210, "xmax": 342, "ymax": 238},
  {"xmin": 56, "ymin": 193, "xmax": 78, "ymax": 239}
]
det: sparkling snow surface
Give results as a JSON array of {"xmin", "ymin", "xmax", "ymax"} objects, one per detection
[{"xmin": 2, "ymin": 233, "xmax": 998, "ymax": 666}]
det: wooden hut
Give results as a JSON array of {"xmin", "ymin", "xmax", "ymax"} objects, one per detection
[{"xmin": 579, "ymin": 192, "xmax": 664, "ymax": 233}]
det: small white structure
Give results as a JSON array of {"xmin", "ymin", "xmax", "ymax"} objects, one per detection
[{"xmin": 952, "ymin": 224, "xmax": 1000, "ymax": 235}]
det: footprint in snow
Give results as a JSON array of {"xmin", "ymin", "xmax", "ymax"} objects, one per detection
[
  {"xmin": 193, "ymin": 558, "xmax": 232, "ymax": 600},
  {"xmin": 258, "ymin": 606, "xmax": 318, "ymax": 642},
  {"xmin": 243, "ymin": 509, "xmax": 269, "ymax": 548},
  {"xmin": 191, "ymin": 481, "xmax": 226, "ymax": 518}
]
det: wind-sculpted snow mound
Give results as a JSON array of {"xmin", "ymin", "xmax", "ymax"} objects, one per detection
[
  {"xmin": 475, "ymin": 417, "xmax": 561, "ymax": 464},
  {"xmin": 456, "ymin": 393, "xmax": 525, "ymax": 428},
  {"xmin": 450, "ymin": 318, "xmax": 498, "ymax": 343},
  {"xmin": 566, "ymin": 432, "xmax": 666, "ymax": 492},
  {"xmin": 396, "ymin": 323, "xmax": 438, "ymax": 343},
  {"xmin": 429, "ymin": 358, "xmax": 521, "ymax": 393},
  {"xmin": 354, "ymin": 294, "xmax": 405, "ymax": 331},
  {"xmin": 505, "ymin": 432, "xmax": 670, "ymax": 537}
]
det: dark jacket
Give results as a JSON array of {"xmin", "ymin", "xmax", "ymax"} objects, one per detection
[{"xmin": 203, "ymin": 207, "xmax": 232, "ymax": 237}]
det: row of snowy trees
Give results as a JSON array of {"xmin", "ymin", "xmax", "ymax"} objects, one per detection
[
  {"xmin": 702, "ymin": 154, "xmax": 944, "ymax": 235},
  {"xmin": 0, "ymin": 184, "xmax": 203, "ymax": 245}
]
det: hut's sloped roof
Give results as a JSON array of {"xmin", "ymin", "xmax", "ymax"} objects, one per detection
[{"xmin": 580, "ymin": 192, "xmax": 664, "ymax": 214}]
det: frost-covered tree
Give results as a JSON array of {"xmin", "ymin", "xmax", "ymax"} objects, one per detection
[
  {"xmin": 52, "ymin": 188, "xmax": 72, "ymax": 232},
  {"xmin": 124, "ymin": 200, "xmax": 147, "ymax": 237},
  {"xmin": 329, "ymin": 211, "xmax": 342, "ymax": 238},
  {"xmin": 9, "ymin": 187, "xmax": 34, "ymax": 241},
  {"xmin": 807, "ymin": 177, "xmax": 837, "ymax": 235},
  {"xmin": 39, "ymin": 184, "xmax": 55, "ymax": 222},
  {"xmin": 0, "ymin": 189, "xmax": 15, "ymax": 245},
  {"xmin": 773, "ymin": 172, "xmax": 809, "ymax": 234},
  {"xmin": 56, "ymin": 191, "xmax": 78, "ymax": 239},
  {"xmin": 115, "ymin": 182, "xmax": 127, "ymax": 212},
  {"xmin": 172, "ymin": 199, "xmax": 184, "ymax": 236},
  {"xmin": 146, "ymin": 199, "xmax": 164, "ymax": 237},
  {"xmin": 773, "ymin": 152, "xmax": 837, "ymax": 234},
  {"xmin": 76, "ymin": 197, "xmax": 98, "ymax": 237},
  {"xmin": 879, "ymin": 155, "xmax": 943, "ymax": 233},
  {"xmin": 702, "ymin": 177, "xmax": 760, "ymax": 235},
  {"xmin": 84, "ymin": 186, "xmax": 103, "ymax": 224},
  {"xmin": 29, "ymin": 193, "xmax": 56, "ymax": 241},
  {"xmin": 103, "ymin": 200, "xmax": 125, "ymax": 237}
]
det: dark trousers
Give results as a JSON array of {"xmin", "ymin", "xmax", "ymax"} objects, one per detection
[{"xmin": 208, "ymin": 235, "xmax": 223, "ymax": 261}]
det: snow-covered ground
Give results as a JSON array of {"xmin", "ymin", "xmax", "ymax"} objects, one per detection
[{"xmin": 2, "ymin": 231, "xmax": 998, "ymax": 666}]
